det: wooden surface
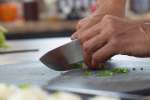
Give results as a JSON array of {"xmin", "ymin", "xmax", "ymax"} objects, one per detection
[{"xmin": 0, "ymin": 20, "xmax": 77, "ymax": 34}]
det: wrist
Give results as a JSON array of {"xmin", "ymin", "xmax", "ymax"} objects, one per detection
[
  {"xmin": 96, "ymin": 0, "xmax": 126, "ymax": 17},
  {"xmin": 141, "ymin": 23, "xmax": 150, "ymax": 35},
  {"xmin": 141, "ymin": 22, "xmax": 150, "ymax": 54}
]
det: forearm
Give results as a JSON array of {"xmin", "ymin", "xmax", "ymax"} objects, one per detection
[
  {"xmin": 96, "ymin": 0, "xmax": 126, "ymax": 17},
  {"xmin": 142, "ymin": 23, "xmax": 150, "ymax": 37}
]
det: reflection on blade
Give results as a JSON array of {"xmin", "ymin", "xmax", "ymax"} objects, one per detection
[{"xmin": 40, "ymin": 40, "xmax": 83, "ymax": 71}]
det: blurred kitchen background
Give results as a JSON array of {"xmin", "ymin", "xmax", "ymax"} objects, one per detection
[
  {"xmin": 0, "ymin": 0, "xmax": 150, "ymax": 39},
  {"xmin": 2, "ymin": 0, "xmax": 150, "ymax": 91}
]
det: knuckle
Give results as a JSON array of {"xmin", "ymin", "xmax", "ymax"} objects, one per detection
[
  {"xmin": 107, "ymin": 23, "xmax": 117, "ymax": 33},
  {"xmin": 104, "ymin": 15, "xmax": 113, "ymax": 20},
  {"xmin": 78, "ymin": 20, "xmax": 82, "ymax": 24},
  {"xmin": 80, "ymin": 34, "xmax": 87, "ymax": 43},
  {"xmin": 103, "ymin": 15, "xmax": 114, "ymax": 23},
  {"xmin": 107, "ymin": 19, "xmax": 115, "ymax": 25},
  {"xmin": 79, "ymin": 20, "xmax": 85, "ymax": 25},
  {"xmin": 77, "ymin": 22, "xmax": 82, "ymax": 27},
  {"xmin": 83, "ymin": 42, "xmax": 90, "ymax": 52},
  {"xmin": 109, "ymin": 25, "xmax": 116, "ymax": 33},
  {"xmin": 110, "ymin": 38, "xmax": 121, "ymax": 52},
  {"xmin": 110, "ymin": 38, "xmax": 118, "ymax": 47},
  {"xmin": 92, "ymin": 54, "xmax": 99, "ymax": 63},
  {"xmin": 108, "ymin": 19, "xmax": 115, "ymax": 26},
  {"xmin": 101, "ymin": 15, "xmax": 109, "ymax": 22},
  {"xmin": 103, "ymin": 16, "xmax": 117, "ymax": 33}
]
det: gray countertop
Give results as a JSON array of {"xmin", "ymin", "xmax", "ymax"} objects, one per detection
[
  {"xmin": 0, "ymin": 37, "xmax": 71, "ymax": 65},
  {"xmin": 0, "ymin": 61, "xmax": 60, "ymax": 86},
  {"xmin": 0, "ymin": 37, "xmax": 71, "ymax": 86},
  {"xmin": 0, "ymin": 37, "xmax": 150, "ymax": 87}
]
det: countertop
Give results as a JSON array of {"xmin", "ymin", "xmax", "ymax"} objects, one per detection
[
  {"xmin": 0, "ymin": 37, "xmax": 71, "ymax": 86},
  {"xmin": 0, "ymin": 37, "xmax": 71, "ymax": 65},
  {"xmin": 0, "ymin": 37, "xmax": 150, "ymax": 86}
]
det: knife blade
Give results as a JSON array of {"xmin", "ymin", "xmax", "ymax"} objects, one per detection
[{"xmin": 40, "ymin": 40, "xmax": 84, "ymax": 71}]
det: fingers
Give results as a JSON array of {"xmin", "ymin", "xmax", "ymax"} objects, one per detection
[
  {"xmin": 83, "ymin": 31, "xmax": 111, "ymax": 69},
  {"xmin": 72, "ymin": 22, "xmax": 102, "ymax": 43},
  {"xmin": 71, "ymin": 17, "xmax": 93, "ymax": 40},
  {"xmin": 79, "ymin": 23, "xmax": 102, "ymax": 43},
  {"xmin": 78, "ymin": 15, "xmax": 144, "ymax": 69},
  {"xmin": 76, "ymin": 21, "xmax": 82, "ymax": 30},
  {"xmin": 83, "ymin": 31, "xmax": 108, "ymax": 54},
  {"xmin": 83, "ymin": 51, "xmax": 92, "ymax": 67},
  {"xmin": 76, "ymin": 17, "xmax": 89, "ymax": 30},
  {"xmin": 71, "ymin": 14, "xmax": 102, "ymax": 40},
  {"xmin": 71, "ymin": 34, "xmax": 78, "ymax": 40},
  {"xmin": 91, "ymin": 43, "xmax": 116, "ymax": 67}
]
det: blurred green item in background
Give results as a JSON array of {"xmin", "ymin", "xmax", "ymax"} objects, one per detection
[{"xmin": 0, "ymin": 26, "xmax": 8, "ymax": 48}]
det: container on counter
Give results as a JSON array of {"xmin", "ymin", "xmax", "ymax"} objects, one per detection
[
  {"xmin": 57, "ymin": 0, "xmax": 96, "ymax": 20},
  {"xmin": 0, "ymin": 1, "xmax": 19, "ymax": 22},
  {"xmin": 23, "ymin": 0, "xmax": 39, "ymax": 21},
  {"xmin": 130, "ymin": 0, "xmax": 150, "ymax": 14}
]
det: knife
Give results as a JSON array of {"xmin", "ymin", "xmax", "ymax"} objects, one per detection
[{"xmin": 40, "ymin": 40, "xmax": 84, "ymax": 71}]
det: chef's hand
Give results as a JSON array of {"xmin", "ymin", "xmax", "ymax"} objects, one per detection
[
  {"xmin": 71, "ymin": 0, "xmax": 126, "ymax": 39},
  {"xmin": 78, "ymin": 15, "xmax": 150, "ymax": 69}
]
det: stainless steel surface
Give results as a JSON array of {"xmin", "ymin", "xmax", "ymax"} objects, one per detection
[
  {"xmin": 0, "ymin": 61, "xmax": 60, "ymax": 86},
  {"xmin": 47, "ymin": 88, "xmax": 144, "ymax": 100},
  {"xmin": 40, "ymin": 39, "xmax": 83, "ymax": 71},
  {"xmin": 1, "ymin": 38, "xmax": 150, "ymax": 98},
  {"xmin": 46, "ymin": 60, "xmax": 150, "ymax": 96},
  {"xmin": 0, "ymin": 38, "xmax": 70, "ymax": 65},
  {"xmin": 0, "ymin": 38, "xmax": 70, "ymax": 85}
]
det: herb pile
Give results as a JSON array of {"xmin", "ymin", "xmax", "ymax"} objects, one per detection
[
  {"xmin": 72, "ymin": 62, "xmax": 129, "ymax": 77},
  {"xmin": 84, "ymin": 68, "xmax": 129, "ymax": 77},
  {"xmin": 71, "ymin": 63, "xmax": 83, "ymax": 69}
]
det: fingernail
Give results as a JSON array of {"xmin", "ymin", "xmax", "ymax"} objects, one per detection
[{"xmin": 71, "ymin": 34, "xmax": 77, "ymax": 40}]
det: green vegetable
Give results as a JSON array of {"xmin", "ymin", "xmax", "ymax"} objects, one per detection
[
  {"xmin": 83, "ymin": 68, "xmax": 129, "ymax": 77},
  {"xmin": 72, "ymin": 62, "xmax": 129, "ymax": 77},
  {"xmin": 84, "ymin": 70, "xmax": 92, "ymax": 76},
  {"xmin": 71, "ymin": 62, "xmax": 83, "ymax": 69},
  {"xmin": 0, "ymin": 32, "xmax": 9, "ymax": 48},
  {"xmin": 0, "ymin": 26, "xmax": 8, "ymax": 48},
  {"xmin": 19, "ymin": 84, "xmax": 30, "ymax": 90},
  {"xmin": 96, "ymin": 70, "xmax": 114, "ymax": 77},
  {"xmin": 112, "ymin": 68, "xmax": 129, "ymax": 74},
  {"xmin": 0, "ymin": 32, "xmax": 5, "ymax": 45}
]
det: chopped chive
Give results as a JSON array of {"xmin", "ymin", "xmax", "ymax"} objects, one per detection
[
  {"xmin": 112, "ymin": 68, "xmax": 129, "ymax": 74},
  {"xmin": 96, "ymin": 70, "xmax": 114, "ymax": 77},
  {"xmin": 84, "ymin": 70, "xmax": 92, "ymax": 76},
  {"xmin": 71, "ymin": 62, "xmax": 83, "ymax": 69}
]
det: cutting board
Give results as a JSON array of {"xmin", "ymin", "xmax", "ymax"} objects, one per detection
[{"xmin": 46, "ymin": 59, "xmax": 150, "ymax": 96}]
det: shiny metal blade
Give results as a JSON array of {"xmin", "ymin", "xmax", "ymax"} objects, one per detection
[{"xmin": 40, "ymin": 40, "xmax": 83, "ymax": 71}]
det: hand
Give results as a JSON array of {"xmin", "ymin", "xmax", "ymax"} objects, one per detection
[
  {"xmin": 75, "ymin": 0, "xmax": 104, "ymax": 30},
  {"xmin": 71, "ymin": 0, "xmax": 126, "ymax": 40},
  {"xmin": 78, "ymin": 15, "xmax": 150, "ymax": 69},
  {"xmin": 72, "ymin": 12, "xmax": 103, "ymax": 40}
]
